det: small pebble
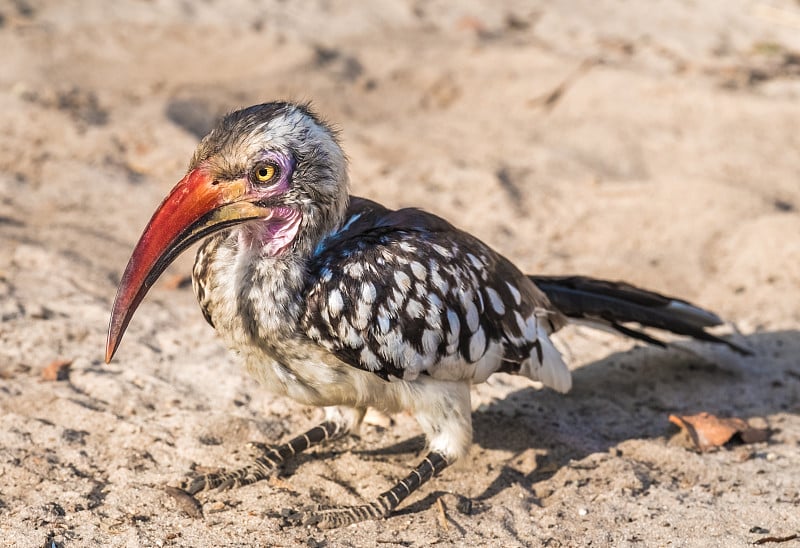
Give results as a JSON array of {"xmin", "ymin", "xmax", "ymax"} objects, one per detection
[
  {"xmin": 578, "ymin": 508, "xmax": 588, "ymax": 516},
  {"xmin": 208, "ymin": 501, "xmax": 225, "ymax": 512}
]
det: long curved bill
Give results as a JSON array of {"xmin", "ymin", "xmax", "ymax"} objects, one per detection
[{"xmin": 105, "ymin": 168, "xmax": 270, "ymax": 363}]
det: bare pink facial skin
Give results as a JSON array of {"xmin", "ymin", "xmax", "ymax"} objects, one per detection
[
  {"xmin": 236, "ymin": 150, "xmax": 302, "ymax": 255},
  {"xmin": 238, "ymin": 206, "xmax": 302, "ymax": 256}
]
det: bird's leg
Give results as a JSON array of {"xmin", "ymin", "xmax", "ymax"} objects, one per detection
[
  {"xmin": 285, "ymin": 450, "xmax": 450, "ymax": 529},
  {"xmin": 182, "ymin": 407, "xmax": 365, "ymax": 495},
  {"xmin": 181, "ymin": 421, "xmax": 344, "ymax": 494},
  {"xmin": 286, "ymin": 379, "xmax": 472, "ymax": 529}
]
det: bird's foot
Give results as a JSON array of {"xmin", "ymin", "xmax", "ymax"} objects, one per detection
[
  {"xmin": 281, "ymin": 451, "xmax": 450, "ymax": 529},
  {"xmin": 179, "ymin": 422, "xmax": 348, "ymax": 496},
  {"xmin": 180, "ymin": 464, "xmax": 271, "ymax": 494},
  {"xmin": 281, "ymin": 501, "xmax": 389, "ymax": 529},
  {"xmin": 181, "ymin": 443, "xmax": 282, "ymax": 495}
]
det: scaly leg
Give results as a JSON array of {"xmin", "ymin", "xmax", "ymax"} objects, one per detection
[
  {"xmin": 284, "ymin": 379, "xmax": 473, "ymax": 529},
  {"xmin": 285, "ymin": 450, "xmax": 450, "ymax": 529},
  {"xmin": 182, "ymin": 407, "xmax": 364, "ymax": 494}
]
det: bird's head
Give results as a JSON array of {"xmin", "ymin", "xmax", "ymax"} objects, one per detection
[{"xmin": 105, "ymin": 102, "xmax": 348, "ymax": 362}]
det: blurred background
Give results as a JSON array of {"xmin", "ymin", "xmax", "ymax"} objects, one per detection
[{"xmin": 1, "ymin": 1, "xmax": 799, "ymax": 545}]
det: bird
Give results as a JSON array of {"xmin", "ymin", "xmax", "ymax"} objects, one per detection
[{"xmin": 105, "ymin": 101, "xmax": 748, "ymax": 529}]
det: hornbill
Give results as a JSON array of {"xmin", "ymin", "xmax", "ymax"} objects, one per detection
[{"xmin": 106, "ymin": 101, "xmax": 748, "ymax": 529}]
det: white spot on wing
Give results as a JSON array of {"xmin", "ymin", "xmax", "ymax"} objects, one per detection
[
  {"xmin": 430, "ymin": 263, "xmax": 447, "ymax": 293},
  {"xmin": 328, "ymin": 289, "xmax": 344, "ymax": 317},
  {"xmin": 506, "ymin": 282, "xmax": 522, "ymax": 306},
  {"xmin": 354, "ymin": 301, "xmax": 370, "ymax": 330},
  {"xmin": 394, "ymin": 271, "xmax": 411, "ymax": 293},
  {"xmin": 410, "ymin": 261, "xmax": 427, "ymax": 280},
  {"xmin": 446, "ymin": 309, "xmax": 460, "ymax": 345},
  {"xmin": 387, "ymin": 288, "xmax": 405, "ymax": 311},
  {"xmin": 340, "ymin": 319, "xmax": 363, "ymax": 347},
  {"xmin": 467, "ymin": 253, "xmax": 483, "ymax": 269},
  {"xmin": 425, "ymin": 292, "xmax": 443, "ymax": 328},
  {"xmin": 377, "ymin": 308, "xmax": 391, "ymax": 334},
  {"xmin": 360, "ymin": 346, "xmax": 380, "ymax": 370},
  {"xmin": 486, "ymin": 287, "xmax": 505, "ymax": 315},
  {"xmin": 469, "ymin": 328, "xmax": 486, "ymax": 362},
  {"xmin": 345, "ymin": 262, "xmax": 364, "ymax": 277},
  {"xmin": 380, "ymin": 329, "xmax": 405, "ymax": 361},
  {"xmin": 361, "ymin": 282, "xmax": 376, "ymax": 304},
  {"xmin": 464, "ymin": 299, "xmax": 480, "ymax": 333},
  {"xmin": 432, "ymin": 244, "xmax": 452, "ymax": 258},
  {"xmin": 422, "ymin": 329, "xmax": 441, "ymax": 354},
  {"xmin": 406, "ymin": 298, "xmax": 424, "ymax": 319}
]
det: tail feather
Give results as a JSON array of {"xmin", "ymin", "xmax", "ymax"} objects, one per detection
[{"xmin": 530, "ymin": 275, "xmax": 751, "ymax": 355}]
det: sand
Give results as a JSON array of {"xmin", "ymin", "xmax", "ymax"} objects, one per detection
[{"xmin": 1, "ymin": 1, "xmax": 799, "ymax": 546}]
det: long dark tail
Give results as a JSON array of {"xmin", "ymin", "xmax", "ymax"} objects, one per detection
[{"xmin": 530, "ymin": 275, "xmax": 751, "ymax": 355}]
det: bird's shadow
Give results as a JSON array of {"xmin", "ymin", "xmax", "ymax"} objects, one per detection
[{"xmin": 362, "ymin": 329, "xmax": 799, "ymax": 515}]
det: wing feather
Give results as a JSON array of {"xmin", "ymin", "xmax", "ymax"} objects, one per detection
[{"xmin": 301, "ymin": 198, "xmax": 568, "ymax": 384}]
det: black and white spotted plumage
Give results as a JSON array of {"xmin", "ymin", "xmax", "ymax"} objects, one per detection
[
  {"xmin": 302, "ymin": 198, "xmax": 568, "ymax": 387},
  {"xmin": 116, "ymin": 102, "xmax": 748, "ymax": 528}
]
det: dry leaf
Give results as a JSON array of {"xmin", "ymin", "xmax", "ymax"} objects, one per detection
[
  {"xmin": 268, "ymin": 475, "xmax": 294, "ymax": 491},
  {"xmin": 40, "ymin": 359, "xmax": 72, "ymax": 382},
  {"xmin": 669, "ymin": 412, "xmax": 771, "ymax": 452}
]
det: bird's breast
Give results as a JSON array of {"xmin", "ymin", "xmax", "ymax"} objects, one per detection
[{"xmin": 192, "ymin": 231, "xmax": 307, "ymax": 360}]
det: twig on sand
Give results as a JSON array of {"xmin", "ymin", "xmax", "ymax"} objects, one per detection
[
  {"xmin": 436, "ymin": 497, "xmax": 449, "ymax": 532},
  {"xmin": 753, "ymin": 533, "xmax": 799, "ymax": 545}
]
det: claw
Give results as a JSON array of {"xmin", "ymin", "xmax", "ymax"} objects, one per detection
[
  {"xmin": 281, "ymin": 504, "xmax": 324, "ymax": 527},
  {"xmin": 180, "ymin": 477, "xmax": 207, "ymax": 495},
  {"xmin": 216, "ymin": 478, "xmax": 236, "ymax": 491},
  {"xmin": 246, "ymin": 441, "xmax": 276, "ymax": 454},
  {"xmin": 280, "ymin": 506, "xmax": 309, "ymax": 526},
  {"xmin": 179, "ymin": 460, "xmax": 278, "ymax": 496}
]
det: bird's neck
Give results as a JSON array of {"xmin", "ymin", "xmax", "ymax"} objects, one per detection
[
  {"xmin": 201, "ymin": 228, "xmax": 310, "ymax": 359},
  {"xmin": 198, "ymin": 198, "xmax": 350, "ymax": 359}
]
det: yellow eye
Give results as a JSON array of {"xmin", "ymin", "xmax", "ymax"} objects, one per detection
[{"xmin": 253, "ymin": 163, "xmax": 277, "ymax": 183}]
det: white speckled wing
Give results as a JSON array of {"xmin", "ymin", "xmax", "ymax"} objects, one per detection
[{"xmin": 301, "ymin": 198, "xmax": 570, "ymax": 389}]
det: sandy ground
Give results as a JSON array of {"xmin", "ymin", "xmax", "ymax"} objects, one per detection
[{"xmin": 2, "ymin": 1, "xmax": 800, "ymax": 546}]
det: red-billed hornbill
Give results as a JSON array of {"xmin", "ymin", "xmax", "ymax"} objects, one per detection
[{"xmin": 106, "ymin": 102, "xmax": 748, "ymax": 528}]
